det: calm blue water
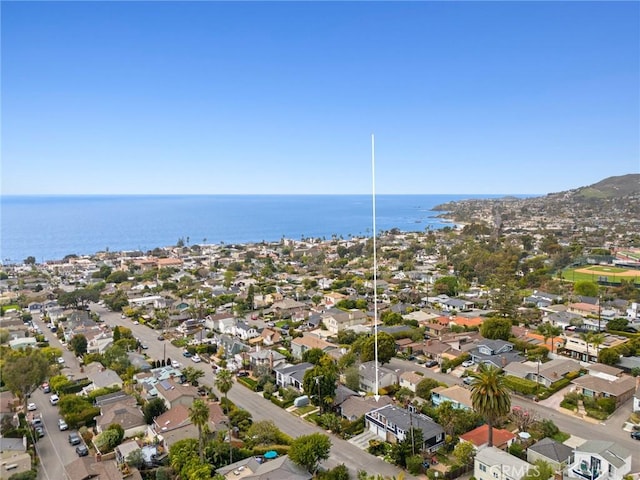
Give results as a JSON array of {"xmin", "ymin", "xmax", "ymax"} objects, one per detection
[{"xmin": 0, "ymin": 194, "xmax": 515, "ymax": 264}]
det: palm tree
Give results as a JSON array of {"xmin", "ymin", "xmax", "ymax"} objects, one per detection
[
  {"xmin": 189, "ymin": 398, "xmax": 210, "ymax": 462},
  {"xmin": 579, "ymin": 332, "xmax": 594, "ymax": 362},
  {"xmin": 537, "ymin": 323, "xmax": 563, "ymax": 354},
  {"xmin": 215, "ymin": 369, "xmax": 234, "ymax": 462},
  {"xmin": 470, "ymin": 363, "xmax": 511, "ymax": 447},
  {"xmin": 590, "ymin": 333, "xmax": 606, "ymax": 362}
]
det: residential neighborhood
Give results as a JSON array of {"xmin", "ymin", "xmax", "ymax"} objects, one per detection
[{"xmin": 1, "ymin": 208, "xmax": 640, "ymax": 480}]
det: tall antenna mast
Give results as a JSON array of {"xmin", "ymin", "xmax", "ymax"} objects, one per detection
[{"xmin": 371, "ymin": 134, "xmax": 380, "ymax": 401}]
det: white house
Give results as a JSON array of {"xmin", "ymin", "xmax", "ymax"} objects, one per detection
[
  {"xmin": 475, "ymin": 447, "xmax": 533, "ymax": 480},
  {"xmin": 563, "ymin": 440, "xmax": 631, "ymax": 480}
]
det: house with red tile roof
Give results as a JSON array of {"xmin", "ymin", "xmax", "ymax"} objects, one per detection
[{"xmin": 459, "ymin": 424, "xmax": 516, "ymax": 451}]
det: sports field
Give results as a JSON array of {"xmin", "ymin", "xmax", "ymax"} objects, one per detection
[{"xmin": 562, "ymin": 265, "xmax": 640, "ymax": 284}]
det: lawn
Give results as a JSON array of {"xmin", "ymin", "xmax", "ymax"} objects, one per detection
[
  {"xmin": 293, "ymin": 405, "xmax": 318, "ymax": 416},
  {"xmin": 562, "ymin": 266, "xmax": 640, "ymax": 285}
]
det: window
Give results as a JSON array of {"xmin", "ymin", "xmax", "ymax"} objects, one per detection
[
  {"xmin": 493, "ymin": 472, "xmax": 499, "ymax": 479},
  {"xmin": 480, "ymin": 464, "xmax": 487, "ymax": 472}
]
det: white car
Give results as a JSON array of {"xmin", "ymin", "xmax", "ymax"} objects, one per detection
[
  {"xmin": 57, "ymin": 357, "xmax": 65, "ymax": 364},
  {"xmin": 27, "ymin": 403, "xmax": 37, "ymax": 411},
  {"xmin": 171, "ymin": 360, "xmax": 180, "ymax": 368},
  {"xmin": 191, "ymin": 355, "xmax": 201, "ymax": 363},
  {"xmin": 50, "ymin": 394, "xmax": 60, "ymax": 405},
  {"xmin": 461, "ymin": 360, "xmax": 475, "ymax": 368},
  {"xmin": 58, "ymin": 418, "xmax": 68, "ymax": 431}
]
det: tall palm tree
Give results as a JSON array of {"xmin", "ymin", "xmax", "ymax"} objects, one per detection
[
  {"xmin": 590, "ymin": 333, "xmax": 606, "ymax": 362},
  {"xmin": 579, "ymin": 332, "xmax": 594, "ymax": 362},
  {"xmin": 189, "ymin": 398, "xmax": 210, "ymax": 462},
  {"xmin": 215, "ymin": 369, "xmax": 234, "ymax": 462},
  {"xmin": 470, "ymin": 363, "xmax": 511, "ymax": 447},
  {"xmin": 537, "ymin": 323, "xmax": 563, "ymax": 354}
]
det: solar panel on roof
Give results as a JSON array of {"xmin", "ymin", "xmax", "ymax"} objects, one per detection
[{"xmin": 159, "ymin": 380, "xmax": 172, "ymax": 390}]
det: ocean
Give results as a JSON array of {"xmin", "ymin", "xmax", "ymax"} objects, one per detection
[{"xmin": 0, "ymin": 194, "xmax": 514, "ymax": 264}]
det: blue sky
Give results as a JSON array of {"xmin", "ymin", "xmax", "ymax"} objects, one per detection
[{"xmin": 2, "ymin": 1, "xmax": 638, "ymax": 195}]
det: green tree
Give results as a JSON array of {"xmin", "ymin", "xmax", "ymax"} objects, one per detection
[
  {"xmin": 470, "ymin": 363, "xmax": 511, "ymax": 447},
  {"xmin": 452, "ymin": 440, "xmax": 475, "ymax": 467},
  {"xmin": 522, "ymin": 460, "xmax": 554, "ymax": 480},
  {"xmin": 229, "ymin": 408, "xmax": 253, "ymax": 434},
  {"xmin": 434, "ymin": 276, "xmax": 458, "ymax": 296},
  {"xmin": 2, "ymin": 348, "xmax": 50, "ymax": 411},
  {"xmin": 181, "ymin": 366, "xmax": 205, "ymax": 386},
  {"xmin": 246, "ymin": 420, "xmax": 289, "ymax": 447},
  {"xmin": 303, "ymin": 355, "xmax": 338, "ymax": 413},
  {"xmin": 69, "ymin": 334, "xmax": 88, "ymax": 356},
  {"xmin": 143, "ymin": 398, "xmax": 168, "ymax": 424},
  {"xmin": 390, "ymin": 427, "xmax": 423, "ymax": 468},
  {"xmin": 573, "ymin": 281, "xmax": 599, "ymax": 297},
  {"xmin": 480, "ymin": 317, "xmax": 512, "ymax": 341},
  {"xmin": 302, "ymin": 348, "xmax": 326, "ymax": 365},
  {"xmin": 490, "ymin": 282, "xmax": 519, "ymax": 318},
  {"xmin": 415, "ymin": 377, "xmax": 441, "ymax": 400},
  {"xmin": 606, "ymin": 318, "xmax": 629, "ymax": 332},
  {"xmin": 536, "ymin": 323, "xmax": 562, "ymax": 354},
  {"xmin": 344, "ymin": 365, "xmax": 360, "ymax": 391},
  {"xmin": 360, "ymin": 332, "xmax": 396, "ymax": 364},
  {"xmin": 598, "ymin": 348, "xmax": 620, "ymax": 365},
  {"xmin": 288, "ymin": 432, "xmax": 332, "ymax": 474},
  {"xmin": 189, "ymin": 398, "xmax": 210, "ymax": 462}
]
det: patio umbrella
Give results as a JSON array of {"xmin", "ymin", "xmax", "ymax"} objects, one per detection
[{"xmin": 264, "ymin": 450, "xmax": 278, "ymax": 459}]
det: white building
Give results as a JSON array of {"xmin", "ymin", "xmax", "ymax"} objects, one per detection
[{"xmin": 475, "ymin": 447, "xmax": 533, "ymax": 480}]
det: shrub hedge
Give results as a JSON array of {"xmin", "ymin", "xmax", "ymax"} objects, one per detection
[{"xmin": 503, "ymin": 375, "xmax": 538, "ymax": 396}]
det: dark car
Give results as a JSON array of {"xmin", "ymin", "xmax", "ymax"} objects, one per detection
[
  {"xmin": 236, "ymin": 371, "xmax": 249, "ymax": 377},
  {"xmin": 68, "ymin": 432, "xmax": 82, "ymax": 445},
  {"xmin": 157, "ymin": 335, "xmax": 165, "ymax": 341},
  {"xmin": 425, "ymin": 360, "xmax": 438, "ymax": 368},
  {"xmin": 76, "ymin": 444, "xmax": 89, "ymax": 456},
  {"xmin": 182, "ymin": 351, "xmax": 192, "ymax": 358},
  {"xmin": 631, "ymin": 431, "xmax": 640, "ymax": 440}
]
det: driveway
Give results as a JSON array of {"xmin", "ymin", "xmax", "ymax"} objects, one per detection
[{"xmin": 538, "ymin": 384, "xmax": 574, "ymax": 410}]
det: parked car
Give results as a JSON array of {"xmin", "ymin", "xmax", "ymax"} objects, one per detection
[
  {"xmin": 27, "ymin": 403, "xmax": 37, "ymax": 411},
  {"xmin": 462, "ymin": 376, "xmax": 473, "ymax": 385},
  {"xmin": 76, "ymin": 444, "xmax": 89, "ymax": 456},
  {"xmin": 236, "ymin": 371, "xmax": 249, "ymax": 377},
  {"xmin": 41, "ymin": 382, "xmax": 51, "ymax": 393},
  {"xmin": 461, "ymin": 360, "xmax": 475, "ymax": 368},
  {"xmin": 58, "ymin": 418, "xmax": 68, "ymax": 431},
  {"xmin": 191, "ymin": 354, "xmax": 201, "ymax": 363},
  {"xmin": 50, "ymin": 394, "xmax": 60, "ymax": 405},
  {"xmin": 34, "ymin": 426, "xmax": 45, "ymax": 438},
  {"xmin": 57, "ymin": 357, "xmax": 65, "ymax": 364},
  {"xmin": 631, "ymin": 431, "xmax": 640, "ymax": 440},
  {"xmin": 425, "ymin": 360, "xmax": 438, "ymax": 368},
  {"xmin": 68, "ymin": 431, "xmax": 81, "ymax": 445},
  {"xmin": 171, "ymin": 360, "xmax": 180, "ymax": 368},
  {"xmin": 157, "ymin": 335, "xmax": 165, "ymax": 341},
  {"xmin": 182, "ymin": 351, "xmax": 192, "ymax": 358},
  {"xmin": 140, "ymin": 343, "xmax": 149, "ymax": 349}
]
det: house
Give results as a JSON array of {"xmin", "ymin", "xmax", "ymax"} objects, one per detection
[
  {"xmin": 0, "ymin": 391, "xmax": 18, "ymax": 428},
  {"xmin": 358, "ymin": 361, "xmax": 399, "ymax": 394},
  {"xmin": 469, "ymin": 339, "xmax": 524, "ymax": 368},
  {"xmin": 431, "ymin": 385, "xmax": 473, "ymax": 410},
  {"xmin": 95, "ymin": 400, "xmax": 146, "ymax": 439},
  {"xmin": 570, "ymin": 375, "xmax": 636, "ymax": 408},
  {"xmin": 424, "ymin": 322, "xmax": 451, "ymax": 338},
  {"xmin": 365, "ymin": 404, "xmax": 445, "ymax": 453},
  {"xmin": 216, "ymin": 455, "xmax": 311, "ymax": 480},
  {"xmin": 340, "ymin": 395, "xmax": 393, "ymax": 422},
  {"xmin": 206, "ymin": 313, "xmax": 236, "ymax": 333},
  {"xmin": 527, "ymin": 437, "xmax": 574, "ymax": 472},
  {"xmin": 0, "ymin": 437, "xmax": 30, "ymax": 479},
  {"xmin": 563, "ymin": 440, "xmax": 631, "ymax": 480},
  {"xmin": 322, "ymin": 308, "xmax": 368, "ymax": 334},
  {"xmin": 562, "ymin": 333, "xmax": 628, "ymax": 363},
  {"xmin": 247, "ymin": 349, "xmax": 287, "ymax": 372},
  {"xmin": 82, "ymin": 363, "xmax": 124, "ymax": 393},
  {"xmin": 155, "ymin": 378, "xmax": 199, "ymax": 409},
  {"xmin": 65, "ymin": 455, "xmax": 138, "ymax": 480},
  {"xmin": 255, "ymin": 327, "xmax": 282, "ymax": 346},
  {"xmin": 460, "ymin": 425, "xmax": 516, "ymax": 451},
  {"xmin": 503, "ymin": 358, "xmax": 581, "ymax": 388},
  {"xmin": 274, "ymin": 362, "xmax": 314, "ymax": 390},
  {"xmin": 399, "ymin": 371, "xmax": 424, "ymax": 393},
  {"xmin": 475, "ymin": 446, "xmax": 533, "ymax": 480},
  {"xmin": 232, "ymin": 320, "xmax": 259, "ymax": 340},
  {"xmin": 291, "ymin": 334, "xmax": 337, "ymax": 360},
  {"xmin": 442, "ymin": 298, "xmax": 475, "ymax": 312}
]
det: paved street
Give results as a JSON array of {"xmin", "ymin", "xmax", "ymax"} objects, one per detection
[
  {"xmin": 91, "ymin": 305, "xmax": 414, "ymax": 479},
  {"xmin": 34, "ymin": 306, "xmax": 638, "ymax": 479}
]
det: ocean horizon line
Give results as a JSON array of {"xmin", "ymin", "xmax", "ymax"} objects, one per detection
[{"xmin": 0, "ymin": 192, "xmax": 541, "ymax": 198}]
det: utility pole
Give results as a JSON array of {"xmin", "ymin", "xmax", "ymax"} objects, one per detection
[{"xmin": 315, "ymin": 375, "xmax": 323, "ymax": 414}]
